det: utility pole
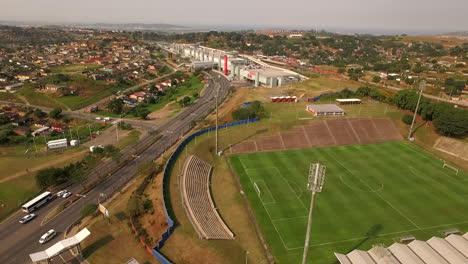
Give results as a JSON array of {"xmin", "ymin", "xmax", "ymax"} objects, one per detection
[
  {"xmin": 408, "ymin": 80, "xmax": 425, "ymax": 141},
  {"xmin": 302, "ymin": 163, "xmax": 326, "ymax": 264}
]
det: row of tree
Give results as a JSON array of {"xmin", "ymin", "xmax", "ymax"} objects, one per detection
[{"xmin": 353, "ymin": 87, "xmax": 468, "ymax": 137}]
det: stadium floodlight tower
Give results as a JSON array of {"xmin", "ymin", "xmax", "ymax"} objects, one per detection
[
  {"xmin": 408, "ymin": 80, "xmax": 426, "ymax": 141},
  {"xmin": 302, "ymin": 162, "xmax": 326, "ymax": 264}
]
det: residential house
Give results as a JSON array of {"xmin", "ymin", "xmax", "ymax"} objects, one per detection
[
  {"xmin": 129, "ymin": 91, "xmax": 147, "ymax": 102},
  {"xmin": 34, "ymin": 119, "xmax": 50, "ymax": 128},
  {"xmin": 51, "ymin": 124, "xmax": 64, "ymax": 132},
  {"xmin": 5, "ymin": 83, "xmax": 23, "ymax": 92}
]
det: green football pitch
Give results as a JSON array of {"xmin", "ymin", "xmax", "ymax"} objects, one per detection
[{"xmin": 229, "ymin": 141, "xmax": 468, "ymax": 264}]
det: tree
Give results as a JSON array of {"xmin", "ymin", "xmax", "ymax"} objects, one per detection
[
  {"xmin": 135, "ymin": 107, "xmax": 150, "ymax": 119},
  {"xmin": 0, "ymin": 115, "xmax": 9, "ymax": 125},
  {"xmin": 178, "ymin": 96, "xmax": 191, "ymax": 107},
  {"xmin": 49, "ymin": 108, "xmax": 62, "ymax": 119},
  {"xmin": 34, "ymin": 109, "xmax": 46, "ymax": 118},
  {"xmin": 356, "ymin": 87, "xmax": 371, "ymax": 97},
  {"xmin": 107, "ymin": 99, "xmax": 124, "ymax": 115},
  {"xmin": 372, "ymin": 76, "xmax": 381, "ymax": 83},
  {"xmin": 433, "ymin": 108, "xmax": 468, "ymax": 137}
]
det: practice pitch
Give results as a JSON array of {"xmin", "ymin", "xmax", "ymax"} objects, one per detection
[{"xmin": 230, "ymin": 141, "xmax": 468, "ymax": 264}]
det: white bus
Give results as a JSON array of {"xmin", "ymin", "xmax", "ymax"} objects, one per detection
[{"xmin": 22, "ymin": 192, "xmax": 54, "ymax": 213}]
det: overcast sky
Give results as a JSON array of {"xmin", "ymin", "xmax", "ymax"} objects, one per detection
[{"xmin": 1, "ymin": 0, "xmax": 467, "ymax": 33}]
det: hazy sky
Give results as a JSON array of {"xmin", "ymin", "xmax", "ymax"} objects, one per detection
[{"xmin": 1, "ymin": 0, "xmax": 467, "ymax": 33}]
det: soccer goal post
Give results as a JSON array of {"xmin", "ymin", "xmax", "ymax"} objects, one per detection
[
  {"xmin": 443, "ymin": 162, "xmax": 459, "ymax": 175},
  {"xmin": 254, "ymin": 182, "xmax": 261, "ymax": 197}
]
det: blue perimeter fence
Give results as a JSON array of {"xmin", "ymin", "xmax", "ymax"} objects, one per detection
[{"xmin": 151, "ymin": 117, "xmax": 260, "ymax": 264}]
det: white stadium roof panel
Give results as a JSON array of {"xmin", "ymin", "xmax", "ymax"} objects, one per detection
[
  {"xmin": 446, "ymin": 234, "xmax": 468, "ymax": 258},
  {"xmin": 348, "ymin": 250, "xmax": 376, "ymax": 264},
  {"xmin": 408, "ymin": 240, "xmax": 450, "ymax": 264},
  {"xmin": 336, "ymin": 233, "xmax": 468, "ymax": 264},
  {"xmin": 427, "ymin": 237, "xmax": 468, "ymax": 264},
  {"xmin": 388, "ymin": 243, "xmax": 425, "ymax": 264},
  {"xmin": 368, "ymin": 246, "xmax": 400, "ymax": 264},
  {"xmin": 335, "ymin": 253, "xmax": 353, "ymax": 264}
]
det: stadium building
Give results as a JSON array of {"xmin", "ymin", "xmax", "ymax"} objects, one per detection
[
  {"xmin": 164, "ymin": 43, "xmax": 302, "ymax": 87},
  {"xmin": 306, "ymin": 104, "xmax": 346, "ymax": 116}
]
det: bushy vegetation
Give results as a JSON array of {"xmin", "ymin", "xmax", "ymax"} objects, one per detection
[
  {"xmin": 402, "ymin": 114, "xmax": 413, "ymax": 125},
  {"xmin": 127, "ymin": 163, "xmax": 164, "ymax": 245},
  {"xmin": 35, "ymin": 146, "xmax": 121, "ymax": 188},
  {"xmin": 232, "ymin": 101, "xmax": 266, "ymax": 121},
  {"xmin": 81, "ymin": 203, "xmax": 98, "ymax": 218}
]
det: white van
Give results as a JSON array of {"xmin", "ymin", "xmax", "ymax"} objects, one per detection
[{"xmin": 39, "ymin": 229, "xmax": 56, "ymax": 244}]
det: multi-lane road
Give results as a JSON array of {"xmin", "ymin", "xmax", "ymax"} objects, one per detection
[{"xmin": 0, "ymin": 72, "xmax": 230, "ymax": 264}]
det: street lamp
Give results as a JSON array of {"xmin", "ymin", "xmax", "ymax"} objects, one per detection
[{"xmin": 302, "ymin": 162, "xmax": 326, "ymax": 264}]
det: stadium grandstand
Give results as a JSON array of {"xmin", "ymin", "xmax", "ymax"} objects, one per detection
[
  {"xmin": 335, "ymin": 232, "xmax": 468, "ymax": 264},
  {"xmin": 306, "ymin": 104, "xmax": 346, "ymax": 116},
  {"xmin": 181, "ymin": 155, "xmax": 234, "ymax": 240}
]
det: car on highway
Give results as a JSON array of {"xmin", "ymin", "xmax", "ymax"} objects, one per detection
[
  {"xmin": 56, "ymin": 190, "xmax": 67, "ymax": 197},
  {"xmin": 19, "ymin": 214, "xmax": 36, "ymax": 224},
  {"xmin": 39, "ymin": 229, "xmax": 56, "ymax": 244},
  {"xmin": 62, "ymin": 191, "xmax": 72, "ymax": 198}
]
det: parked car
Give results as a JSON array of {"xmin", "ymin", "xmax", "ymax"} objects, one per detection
[
  {"xmin": 19, "ymin": 214, "xmax": 36, "ymax": 224},
  {"xmin": 62, "ymin": 191, "xmax": 72, "ymax": 198},
  {"xmin": 95, "ymin": 117, "xmax": 102, "ymax": 120},
  {"xmin": 39, "ymin": 229, "xmax": 56, "ymax": 244},
  {"xmin": 56, "ymin": 190, "xmax": 67, "ymax": 197}
]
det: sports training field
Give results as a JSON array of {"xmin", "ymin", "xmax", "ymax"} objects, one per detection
[{"xmin": 230, "ymin": 141, "xmax": 468, "ymax": 264}]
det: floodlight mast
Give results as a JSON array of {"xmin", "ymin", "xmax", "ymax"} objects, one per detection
[
  {"xmin": 408, "ymin": 80, "xmax": 425, "ymax": 140},
  {"xmin": 302, "ymin": 163, "xmax": 326, "ymax": 264}
]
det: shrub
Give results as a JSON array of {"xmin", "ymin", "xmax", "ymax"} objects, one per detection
[
  {"xmin": 81, "ymin": 203, "xmax": 98, "ymax": 218},
  {"xmin": 402, "ymin": 114, "xmax": 413, "ymax": 125}
]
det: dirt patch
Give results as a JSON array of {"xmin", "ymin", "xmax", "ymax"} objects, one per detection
[
  {"xmin": 229, "ymin": 141, "xmax": 258, "ymax": 154},
  {"xmin": 280, "ymin": 130, "xmax": 310, "ymax": 149},
  {"xmin": 326, "ymin": 119, "xmax": 360, "ymax": 145},
  {"xmin": 434, "ymin": 137, "xmax": 468, "ymax": 161},
  {"xmin": 349, "ymin": 118, "xmax": 382, "ymax": 144},
  {"xmin": 304, "ymin": 121, "xmax": 337, "ymax": 147},
  {"xmin": 83, "ymin": 126, "xmax": 130, "ymax": 147},
  {"xmin": 230, "ymin": 117, "xmax": 403, "ymax": 154},
  {"xmin": 256, "ymin": 135, "xmax": 285, "ymax": 152},
  {"xmin": 372, "ymin": 118, "xmax": 403, "ymax": 141},
  {"xmin": 147, "ymin": 102, "xmax": 177, "ymax": 120}
]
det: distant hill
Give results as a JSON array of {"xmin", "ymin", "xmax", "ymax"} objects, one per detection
[
  {"xmin": 76, "ymin": 23, "xmax": 188, "ymax": 31},
  {"xmin": 0, "ymin": 21, "xmax": 193, "ymax": 33},
  {"xmin": 442, "ymin": 31, "xmax": 468, "ymax": 36}
]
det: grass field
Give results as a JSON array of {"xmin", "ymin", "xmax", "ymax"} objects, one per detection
[
  {"xmin": 51, "ymin": 64, "xmax": 102, "ymax": 73},
  {"xmin": 230, "ymin": 141, "xmax": 468, "ymax": 264}
]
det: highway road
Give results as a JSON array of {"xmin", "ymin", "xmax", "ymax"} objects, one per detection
[{"xmin": 0, "ymin": 72, "xmax": 231, "ymax": 264}]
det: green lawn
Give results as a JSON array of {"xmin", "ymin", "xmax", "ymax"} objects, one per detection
[
  {"xmin": 230, "ymin": 141, "xmax": 468, "ymax": 264},
  {"xmin": 51, "ymin": 64, "xmax": 102, "ymax": 73},
  {"xmin": 126, "ymin": 75, "xmax": 204, "ymax": 117}
]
